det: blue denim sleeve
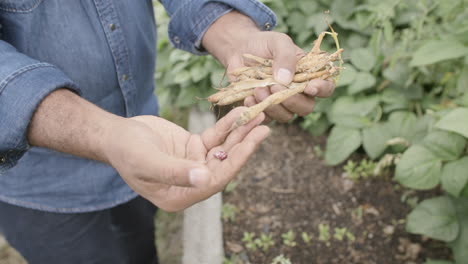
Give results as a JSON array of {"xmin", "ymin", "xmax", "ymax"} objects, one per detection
[
  {"xmin": 160, "ymin": 0, "xmax": 277, "ymax": 55},
  {"xmin": 0, "ymin": 41, "xmax": 81, "ymax": 173}
]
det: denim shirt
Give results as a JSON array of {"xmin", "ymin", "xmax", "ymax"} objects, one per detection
[{"xmin": 0, "ymin": 0, "xmax": 276, "ymax": 213}]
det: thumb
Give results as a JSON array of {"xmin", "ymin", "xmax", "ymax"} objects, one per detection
[
  {"xmin": 152, "ymin": 153, "xmax": 211, "ymax": 188},
  {"xmin": 270, "ymin": 34, "xmax": 302, "ymax": 85}
]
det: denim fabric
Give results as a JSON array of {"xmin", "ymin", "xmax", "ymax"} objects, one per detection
[
  {"xmin": 0, "ymin": 196, "xmax": 158, "ymax": 264},
  {"xmin": 0, "ymin": 0, "xmax": 276, "ymax": 212}
]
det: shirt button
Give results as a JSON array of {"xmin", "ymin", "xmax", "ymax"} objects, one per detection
[
  {"xmin": 0, "ymin": 156, "xmax": 6, "ymax": 165},
  {"xmin": 173, "ymin": 36, "xmax": 180, "ymax": 44},
  {"xmin": 122, "ymin": 74, "xmax": 129, "ymax": 81},
  {"xmin": 264, "ymin": 22, "xmax": 272, "ymax": 30},
  {"xmin": 109, "ymin": 23, "xmax": 116, "ymax": 31}
]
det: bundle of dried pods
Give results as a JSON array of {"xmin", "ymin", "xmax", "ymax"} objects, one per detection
[{"xmin": 207, "ymin": 31, "xmax": 344, "ymax": 130}]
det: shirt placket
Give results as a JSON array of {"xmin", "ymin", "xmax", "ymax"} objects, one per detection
[{"xmin": 92, "ymin": 0, "xmax": 136, "ymax": 117}]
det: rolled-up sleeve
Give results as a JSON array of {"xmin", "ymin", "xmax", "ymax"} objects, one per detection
[
  {"xmin": 0, "ymin": 41, "xmax": 80, "ymax": 173},
  {"xmin": 160, "ymin": 0, "xmax": 277, "ymax": 55}
]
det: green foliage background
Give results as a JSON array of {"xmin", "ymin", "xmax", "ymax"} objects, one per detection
[{"xmin": 154, "ymin": 1, "xmax": 468, "ymax": 262}]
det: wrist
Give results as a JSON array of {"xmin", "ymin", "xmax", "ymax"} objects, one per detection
[{"xmin": 202, "ymin": 11, "xmax": 260, "ymax": 66}]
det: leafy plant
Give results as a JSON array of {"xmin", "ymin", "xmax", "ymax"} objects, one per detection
[
  {"xmin": 301, "ymin": 232, "xmax": 313, "ymax": 244},
  {"xmin": 255, "ymin": 233, "xmax": 275, "ymax": 252},
  {"xmin": 222, "ymin": 203, "xmax": 237, "ymax": 222},
  {"xmin": 224, "ymin": 181, "xmax": 238, "ymax": 193},
  {"xmin": 343, "ymin": 159, "xmax": 377, "ymax": 181},
  {"xmin": 242, "ymin": 232, "xmax": 258, "ymax": 251},
  {"xmin": 281, "ymin": 230, "xmax": 297, "ymax": 247},
  {"xmin": 271, "ymin": 254, "xmax": 292, "ymax": 264},
  {"xmin": 333, "ymin": 227, "xmax": 347, "ymax": 241},
  {"xmin": 318, "ymin": 223, "xmax": 331, "ymax": 242}
]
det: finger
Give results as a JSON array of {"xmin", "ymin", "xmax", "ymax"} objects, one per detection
[
  {"xmin": 270, "ymin": 84, "xmax": 315, "ymax": 116},
  {"xmin": 206, "ymin": 112, "xmax": 265, "ymax": 161},
  {"xmin": 304, "ymin": 79, "xmax": 336, "ymax": 98},
  {"xmin": 244, "ymin": 95, "xmax": 256, "ymax": 107},
  {"xmin": 269, "ymin": 33, "xmax": 301, "ymax": 85},
  {"xmin": 201, "ymin": 106, "xmax": 262, "ymax": 150},
  {"xmin": 201, "ymin": 107, "xmax": 246, "ymax": 150},
  {"xmin": 253, "ymin": 87, "xmax": 293, "ymax": 122},
  {"xmin": 210, "ymin": 125, "xmax": 270, "ymax": 188},
  {"xmin": 145, "ymin": 151, "xmax": 211, "ymax": 188}
]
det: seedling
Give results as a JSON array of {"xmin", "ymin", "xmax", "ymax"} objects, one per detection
[
  {"xmin": 207, "ymin": 31, "xmax": 343, "ymax": 130},
  {"xmin": 271, "ymin": 254, "xmax": 292, "ymax": 264},
  {"xmin": 222, "ymin": 203, "xmax": 237, "ymax": 222},
  {"xmin": 313, "ymin": 145, "xmax": 324, "ymax": 159},
  {"xmin": 255, "ymin": 233, "xmax": 275, "ymax": 252},
  {"xmin": 346, "ymin": 231, "xmax": 356, "ymax": 242},
  {"xmin": 242, "ymin": 232, "xmax": 257, "ymax": 251},
  {"xmin": 301, "ymin": 232, "xmax": 313, "ymax": 244},
  {"xmin": 344, "ymin": 159, "xmax": 376, "ymax": 181},
  {"xmin": 318, "ymin": 223, "xmax": 331, "ymax": 245},
  {"xmin": 224, "ymin": 181, "xmax": 238, "ymax": 193},
  {"xmin": 333, "ymin": 227, "xmax": 347, "ymax": 241},
  {"xmin": 281, "ymin": 230, "xmax": 297, "ymax": 247},
  {"xmin": 223, "ymin": 254, "xmax": 241, "ymax": 264}
]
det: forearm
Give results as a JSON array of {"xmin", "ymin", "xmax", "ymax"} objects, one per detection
[{"xmin": 27, "ymin": 89, "xmax": 122, "ymax": 164}]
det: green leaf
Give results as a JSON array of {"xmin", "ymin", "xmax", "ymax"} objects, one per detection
[
  {"xmin": 173, "ymin": 70, "xmax": 191, "ymax": 84},
  {"xmin": 406, "ymin": 196, "xmax": 459, "ymax": 242},
  {"xmin": 436, "ymin": 108, "xmax": 468, "ymax": 138},
  {"xmin": 350, "ymin": 48, "xmax": 376, "ymax": 71},
  {"xmin": 457, "ymin": 66, "xmax": 468, "ymax": 94},
  {"xmin": 388, "ymin": 112, "xmax": 430, "ymax": 144},
  {"xmin": 337, "ymin": 63, "xmax": 357, "ymax": 87},
  {"xmin": 383, "ymin": 62, "xmax": 410, "ymax": 86},
  {"xmin": 328, "ymin": 96, "xmax": 379, "ymax": 128},
  {"xmin": 441, "ymin": 157, "xmax": 468, "ymax": 197},
  {"xmin": 410, "ymin": 40, "xmax": 468, "ymax": 66},
  {"xmin": 347, "ymin": 72, "xmax": 376, "ymax": 94},
  {"xmin": 362, "ymin": 123, "xmax": 392, "ymax": 159},
  {"xmin": 422, "ymin": 130, "xmax": 466, "ymax": 161},
  {"xmin": 395, "ymin": 145, "xmax": 442, "ymax": 190},
  {"xmin": 325, "ymin": 126, "xmax": 362, "ymax": 166},
  {"xmin": 190, "ymin": 64, "xmax": 209, "ymax": 83},
  {"xmin": 449, "ymin": 197, "xmax": 468, "ymax": 264}
]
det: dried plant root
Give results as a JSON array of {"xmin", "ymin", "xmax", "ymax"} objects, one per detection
[
  {"xmin": 206, "ymin": 31, "xmax": 344, "ymax": 128},
  {"xmin": 217, "ymin": 89, "xmax": 254, "ymax": 106}
]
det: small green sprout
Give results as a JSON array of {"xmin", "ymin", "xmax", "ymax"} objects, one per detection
[
  {"xmin": 255, "ymin": 233, "xmax": 275, "ymax": 251},
  {"xmin": 301, "ymin": 232, "xmax": 313, "ymax": 244},
  {"xmin": 333, "ymin": 227, "xmax": 347, "ymax": 241},
  {"xmin": 318, "ymin": 223, "xmax": 330, "ymax": 242},
  {"xmin": 351, "ymin": 206, "xmax": 363, "ymax": 222},
  {"xmin": 346, "ymin": 231, "xmax": 356, "ymax": 242},
  {"xmin": 281, "ymin": 230, "xmax": 297, "ymax": 247},
  {"xmin": 224, "ymin": 181, "xmax": 238, "ymax": 193},
  {"xmin": 344, "ymin": 159, "xmax": 377, "ymax": 181},
  {"xmin": 271, "ymin": 254, "xmax": 292, "ymax": 264},
  {"xmin": 242, "ymin": 232, "xmax": 257, "ymax": 251},
  {"xmin": 313, "ymin": 145, "xmax": 324, "ymax": 158},
  {"xmin": 222, "ymin": 203, "xmax": 237, "ymax": 222}
]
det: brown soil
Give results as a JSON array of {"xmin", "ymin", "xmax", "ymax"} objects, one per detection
[{"xmin": 223, "ymin": 124, "xmax": 452, "ymax": 264}]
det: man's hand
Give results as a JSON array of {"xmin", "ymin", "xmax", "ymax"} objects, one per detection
[
  {"xmin": 202, "ymin": 11, "xmax": 336, "ymax": 122},
  {"xmin": 101, "ymin": 107, "xmax": 269, "ymax": 212},
  {"xmin": 29, "ymin": 90, "xmax": 269, "ymax": 212}
]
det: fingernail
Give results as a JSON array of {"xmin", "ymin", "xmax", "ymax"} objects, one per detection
[
  {"xmin": 189, "ymin": 168, "xmax": 209, "ymax": 187},
  {"xmin": 276, "ymin": 68, "xmax": 292, "ymax": 85},
  {"xmin": 309, "ymin": 87, "xmax": 318, "ymax": 96}
]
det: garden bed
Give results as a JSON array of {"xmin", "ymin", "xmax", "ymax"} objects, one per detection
[{"xmin": 223, "ymin": 124, "xmax": 451, "ymax": 264}]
